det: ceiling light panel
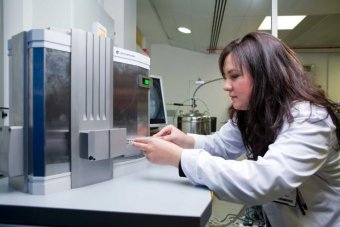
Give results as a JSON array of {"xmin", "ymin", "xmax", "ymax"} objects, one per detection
[
  {"xmin": 178, "ymin": 27, "xmax": 191, "ymax": 33},
  {"xmin": 258, "ymin": 15, "xmax": 306, "ymax": 30}
]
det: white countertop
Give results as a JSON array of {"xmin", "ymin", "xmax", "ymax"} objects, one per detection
[{"xmin": 0, "ymin": 161, "xmax": 212, "ymax": 226}]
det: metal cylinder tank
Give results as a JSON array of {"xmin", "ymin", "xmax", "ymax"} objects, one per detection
[{"xmin": 177, "ymin": 110, "xmax": 211, "ymax": 135}]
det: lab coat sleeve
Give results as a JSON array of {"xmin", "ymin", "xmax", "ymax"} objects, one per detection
[
  {"xmin": 189, "ymin": 119, "xmax": 247, "ymax": 160},
  {"xmin": 180, "ymin": 104, "xmax": 335, "ymax": 205}
]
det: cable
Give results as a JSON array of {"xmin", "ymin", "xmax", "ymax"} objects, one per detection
[
  {"xmin": 172, "ymin": 98, "xmax": 192, "ymax": 124},
  {"xmin": 241, "ymin": 206, "xmax": 265, "ymax": 227},
  {"xmin": 209, "ymin": 205, "xmax": 266, "ymax": 227},
  {"xmin": 196, "ymin": 98, "xmax": 210, "ymax": 114},
  {"xmin": 192, "ymin": 78, "xmax": 223, "ymax": 100},
  {"xmin": 191, "ymin": 77, "xmax": 223, "ymax": 110},
  {"xmin": 209, "ymin": 205, "xmax": 246, "ymax": 227}
]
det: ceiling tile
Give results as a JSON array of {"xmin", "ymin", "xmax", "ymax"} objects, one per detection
[{"xmin": 138, "ymin": 0, "xmax": 340, "ymax": 53}]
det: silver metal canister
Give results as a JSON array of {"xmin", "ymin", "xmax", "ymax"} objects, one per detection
[{"xmin": 177, "ymin": 110, "xmax": 211, "ymax": 135}]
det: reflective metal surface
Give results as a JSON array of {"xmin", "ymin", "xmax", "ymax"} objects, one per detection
[
  {"xmin": 70, "ymin": 29, "xmax": 114, "ymax": 188},
  {"xmin": 113, "ymin": 61, "xmax": 149, "ymax": 156},
  {"xmin": 177, "ymin": 110, "xmax": 211, "ymax": 135}
]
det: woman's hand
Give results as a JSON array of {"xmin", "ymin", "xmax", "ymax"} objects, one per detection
[
  {"xmin": 132, "ymin": 137, "xmax": 183, "ymax": 167},
  {"xmin": 153, "ymin": 125, "xmax": 195, "ymax": 149}
]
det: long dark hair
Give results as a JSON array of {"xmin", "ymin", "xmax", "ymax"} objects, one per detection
[{"xmin": 218, "ymin": 32, "xmax": 340, "ymax": 160}]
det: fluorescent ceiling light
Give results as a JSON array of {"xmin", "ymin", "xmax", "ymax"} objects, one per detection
[
  {"xmin": 258, "ymin": 15, "xmax": 306, "ymax": 30},
  {"xmin": 178, "ymin": 27, "xmax": 191, "ymax": 34}
]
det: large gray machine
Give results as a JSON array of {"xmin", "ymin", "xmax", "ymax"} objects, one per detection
[{"xmin": 0, "ymin": 28, "xmax": 150, "ymax": 194}]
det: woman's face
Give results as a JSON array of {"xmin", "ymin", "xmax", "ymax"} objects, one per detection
[{"xmin": 223, "ymin": 53, "xmax": 253, "ymax": 110}]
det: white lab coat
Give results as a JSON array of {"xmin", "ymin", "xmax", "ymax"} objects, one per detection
[{"xmin": 181, "ymin": 102, "xmax": 340, "ymax": 227}]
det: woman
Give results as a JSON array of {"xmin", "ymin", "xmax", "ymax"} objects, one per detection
[{"xmin": 132, "ymin": 32, "xmax": 340, "ymax": 226}]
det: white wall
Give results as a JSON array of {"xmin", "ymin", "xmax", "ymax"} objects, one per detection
[
  {"xmin": 298, "ymin": 52, "xmax": 340, "ymax": 102},
  {"xmin": 150, "ymin": 44, "xmax": 230, "ymax": 128},
  {"xmin": 103, "ymin": 0, "xmax": 136, "ymax": 51},
  {"xmin": 29, "ymin": 0, "xmax": 115, "ymax": 39},
  {"xmin": 328, "ymin": 53, "xmax": 340, "ymax": 102},
  {"xmin": 1, "ymin": 0, "xmax": 33, "ymax": 126}
]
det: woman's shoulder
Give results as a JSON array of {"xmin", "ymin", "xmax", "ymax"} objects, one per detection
[{"xmin": 290, "ymin": 101, "xmax": 330, "ymax": 123}]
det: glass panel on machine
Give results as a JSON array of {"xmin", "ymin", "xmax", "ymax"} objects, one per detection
[{"xmin": 44, "ymin": 48, "xmax": 71, "ymax": 175}]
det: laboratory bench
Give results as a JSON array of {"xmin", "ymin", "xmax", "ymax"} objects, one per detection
[{"xmin": 0, "ymin": 160, "xmax": 212, "ymax": 227}]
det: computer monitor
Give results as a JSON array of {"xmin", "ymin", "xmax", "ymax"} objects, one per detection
[{"xmin": 149, "ymin": 75, "xmax": 167, "ymax": 128}]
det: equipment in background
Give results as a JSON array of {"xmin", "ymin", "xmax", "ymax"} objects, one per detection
[
  {"xmin": 113, "ymin": 47, "xmax": 151, "ymax": 157},
  {"xmin": 177, "ymin": 109, "xmax": 211, "ymax": 135},
  {"xmin": 149, "ymin": 75, "xmax": 168, "ymax": 130},
  {"xmin": 0, "ymin": 28, "xmax": 150, "ymax": 195},
  {"xmin": 177, "ymin": 78, "xmax": 222, "ymax": 135}
]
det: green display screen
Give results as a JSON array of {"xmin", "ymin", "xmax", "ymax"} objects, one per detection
[
  {"xmin": 138, "ymin": 75, "xmax": 151, "ymax": 88},
  {"xmin": 143, "ymin": 78, "xmax": 150, "ymax": 86}
]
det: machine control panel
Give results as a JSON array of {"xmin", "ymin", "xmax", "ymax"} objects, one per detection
[{"xmin": 138, "ymin": 74, "xmax": 152, "ymax": 88}]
